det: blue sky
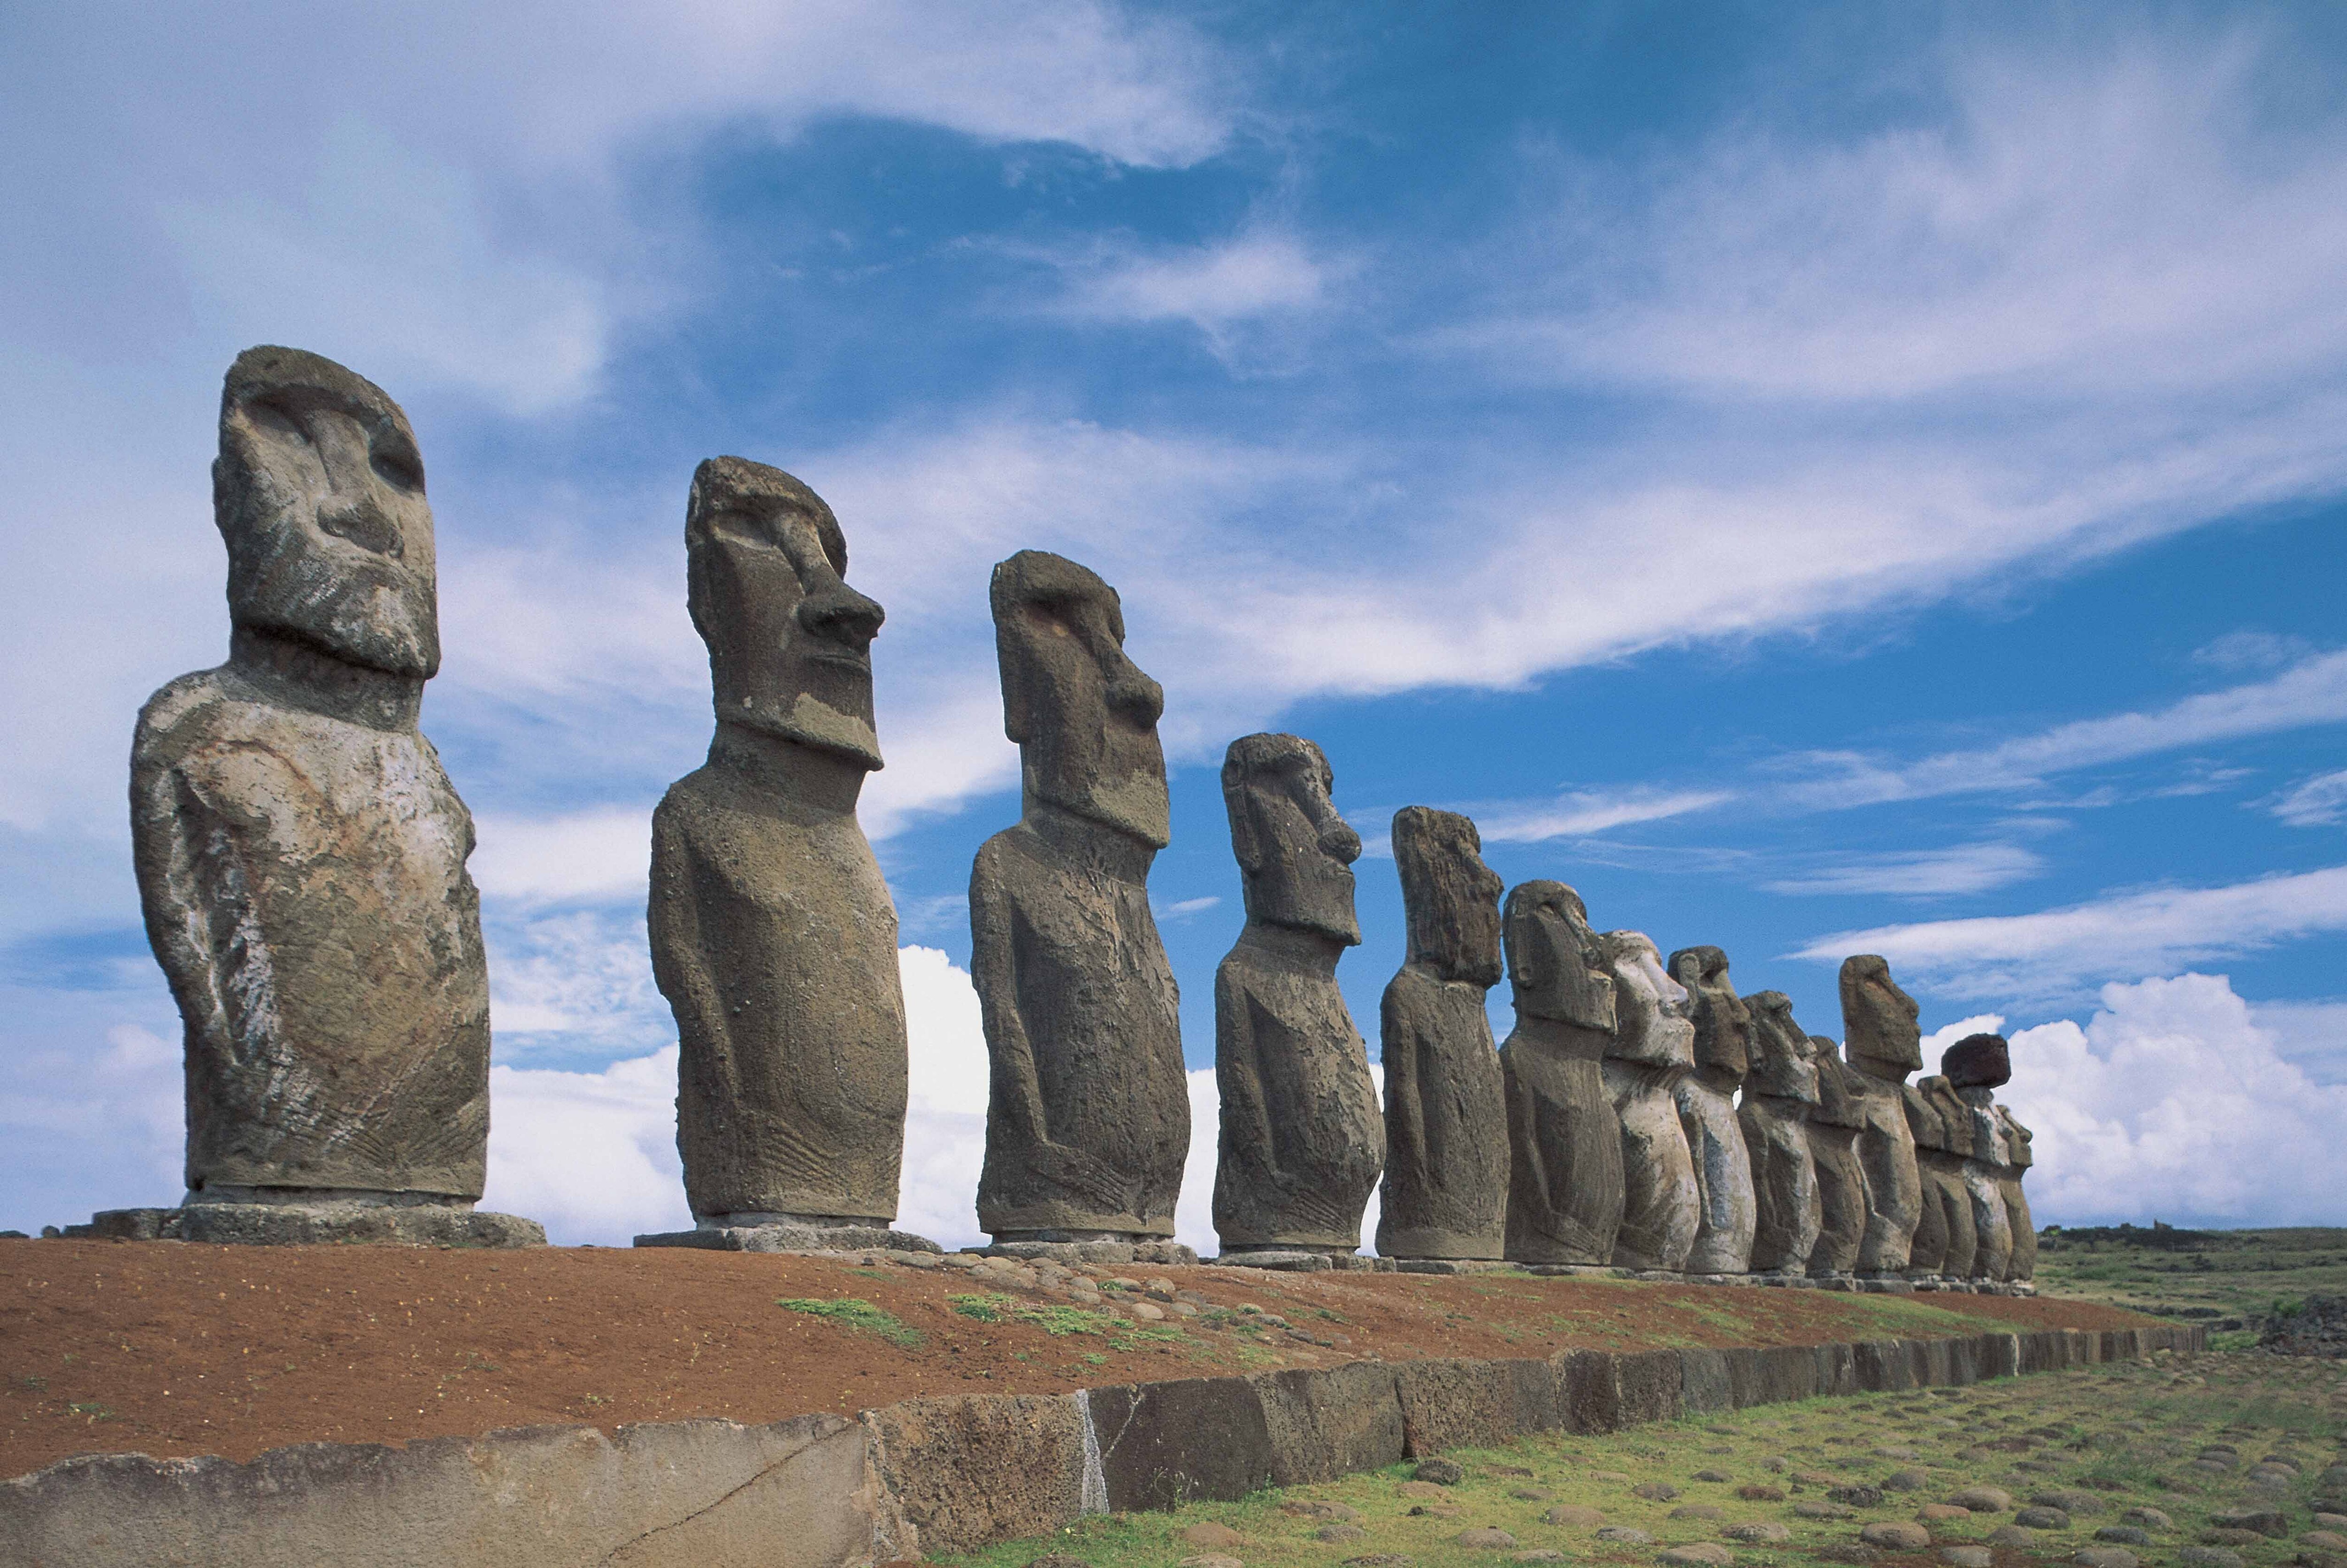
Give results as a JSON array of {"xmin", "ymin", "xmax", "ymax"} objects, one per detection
[{"xmin": 5, "ymin": 2, "xmax": 2346, "ymax": 1247}]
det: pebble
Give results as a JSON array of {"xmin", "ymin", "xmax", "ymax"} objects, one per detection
[
  {"xmin": 1828, "ymin": 1485, "xmax": 1885, "ymax": 1507},
  {"xmin": 1735, "ymin": 1485, "xmax": 1785, "ymax": 1502},
  {"xmin": 1882, "ymin": 1470, "xmax": 1929, "ymax": 1492},
  {"xmin": 1026, "ymin": 1555, "xmax": 1089, "ymax": 1568},
  {"xmin": 1634, "ymin": 1483, "xmax": 1681, "ymax": 1501},
  {"xmin": 1317, "ymin": 1524, "xmax": 1369, "ymax": 1544},
  {"xmin": 1668, "ymin": 1505, "xmax": 1724, "ymax": 1520},
  {"xmin": 1593, "ymin": 1470, "xmax": 1634, "ymax": 1483},
  {"xmin": 1948, "ymin": 1486, "xmax": 2012, "ymax": 1512},
  {"xmin": 2033, "ymin": 1489, "xmax": 2106, "ymax": 1515},
  {"xmin": 2209, "ymin": 1510, "xmax": 2288, "ymax": 1539},
  {"xmin": 2071, "ymin": 1550, "xmax": 2138, "ymax": 1568},
  {"xmin": 1987, "ymin": 1525, "xmax": 2036, "ymax": 1547},
  {"xmin": 2323, "ymin": 1516, "xmax": 2347, "ymax": 1533},
  {"xmin": 1413, "ymin": 1459, "xmax": 1465, "ymax": 1486},
  {"xmin": 1693, "ymin": 1469, "xmax": 1733, "ymax": 1483},
  {"xmin": 1939, "ymin": 1549, "xmax": 1992, "ymax": 1568},
  {"xmin": 2095, "ymin": 1526, "xmax": 2152, "ymax": 1545},
  {"xmin": 1817, "ymin": 1545, "xmax": 1881, "ymax": 1564},
  {"xmin": 2309, "ymin": 1533, "xmax": 2347, "ymax": 1552},
  {"xmin": 1181, "ymin": 1522, "xmax": 1247, "ymax": 1549},
  {"xmin": 1860, "ymin": 1522, "xmax": 1931, "ymax": 1550},
  {"xmin": 1794, "ymin": 1502, "xmax": 1856, "ymax": 1520},
  {"xmin": 2201, "ymin": 1529, "xmax": 2266, "ymax": 1547},
  {"xmin": 1129, "ymin": 1300, "xmax": 1166, "ymax": 1321},
  {"xmin": 2176, "ymin": 1551, "xmax": 2243, "ymax": 1568},
  {"xmin": 1596, "ymin": 1526, "xmax": 1656, "ymax": 1543},
  {"xmin": 1180, "ymin": 1556, "xmax": 1244, "ymax": 1568},
  {"xmin": 1287, "ymin": 1502, "xmax": 1363, "ymax": 1523},
  {"xmin": 1510, "ymin": 1487, "xmax": 1553, "ymax": 1501},
  {"xmin": 1916, "ymin": 1504, "xmax": 1970, "ymax": 1521},
  {"xmin": 2015, "ymin": 1507, "xmax": 2071, "ymax": 1529},
  {"xmin": 2118, "ymin": 1507, "xmax": 2171, "ymax": 1529},
  {"xmin": 1398, "ymin": 1482, "xmax": 1449, "ymax": 1501},
  {"xmin": 1342, "ymin": 1557, "xmax": 1416, "ymax": 1568},
  {"xmin": 1408, "ymin": 1503, "xmax": 1465, "ymax": 1520},
  {"xmin": 1657, "ymin": 1545, "xmax": 1733, "ymax": 1566},
  {"xmin": 1544, "ymin": 1506, "xmax": 1606, "ymax": 1527},
  {"xmin": 1875, "ymin": 1446, "xmax": 1919, "ymax": 1460},
  {"xmin": 1725, "ymin": 1522, "xmax": 1791, "ymax": 1542},
  {"xmin": 1455, "ymin": 1529, "xmax": 1518, "ymax": 1550}
]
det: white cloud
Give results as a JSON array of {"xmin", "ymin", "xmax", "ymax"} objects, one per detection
[
  {"xmin": 485, "ymin": 907, "xmax": 667, "ymax": 1056},
  {"xmin": 1784, "ymin": 650, "xmax": 2347, "ymax": 810},
  {"xmin": 1994, "ymin": 974, "xmax": 2347, "ymax": 1227},
  {"xmin": 2272, "ymin": 768, "xmax": 2347, "ymax": 828},
  {"xmin": 2194, "ymin": 629, "xmax": 2317, "ymax": 673},
  {"xmin": 471, "ymin": 807, "xmax": 655, "ymax": 907},
  {"xmin": 1765, "ymin": 842, "xmax": 2044, "ymax": 898},
  {"xmin": 1157, "ymin": 896, "xmax": 1223, "ymax": 921},
  {"xmin": 0, "ymin": 1021, "xmax": 183, "ymax": 1232},
  {"xmin": 1477, "ymin": 788, "xmax": 1733, "ymax": 844},
  {"xmin": 1061, "ymin": 230, "xmax": 1339, "ymax": 341},
  {"xmin": 2245, "ymin": 996, "xmax": 2347, "ymax": 1086},
  {"xmin": 1793, "ymin": 863, "xmax": 2347, "ymax": 1003}
]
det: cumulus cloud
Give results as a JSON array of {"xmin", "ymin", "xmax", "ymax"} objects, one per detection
[
  {"xmin": 1793, "ymin": 864, "xmax": 2347, "ymax": 1004},
  {"xmin": 1987, "ymin": 974, "xmax": 2347, "ymax": 1227},
  {"xmin": 470, "ymin": 807, "xmax": 655, "ymax": 907}
]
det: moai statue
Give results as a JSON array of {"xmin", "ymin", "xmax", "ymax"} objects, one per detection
[
  {"xmin": 1667, "ymin": 946, "xmax": 1758, "ymax": 1277},
  {"xmin": 1839, "ymin": 955, "xmax": 1924, "ymax": 1285},
  {"xmin": 638, "ymin": 457, "xmax": 927, "ymax": 1255},
  {"xmin": 1941, "ymin": 1033, "xmax": 2016, "ymax": 1288},
  {"xmin": 1737, "ymin": 992, "xmax": 1822, "ymax": 1278},
  {"xmin": 108, "ymin": 346, "xmax": 540, "ymax": 1247},
  {"xmin": 970, "ymin": 552, "xmax": 1190, "ymax": 1263},
  {"xmin": 1376, "ymin": 807, "xmax": 1508, "ymax": 1262},
  {"xmin": 1804, "ymin": 1034, "xmax": 1871, "ymax": 1281},
  {"xmin": 1601, "ymin": 931, "xmax": 1699, "ymax": 1274},
  {"xmin": 1999, "ymin": 1105, "xmax": 2037, "ymax": 1287},
  {"xmin": 1499, "ymin": 881, "xmax": 1625, "ymax": 1269},
  {"xmin": 1906, "ymin": 1069, "xmax": 1978, "ymax": 1287},
  {"xmin": 1211, "ymin": 734, "xmax": 1382, "ymax": 1263}
]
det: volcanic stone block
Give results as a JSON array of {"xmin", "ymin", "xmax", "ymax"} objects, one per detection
[
  {"xmin": 1944, "ymin": 1033, "xmax": 2017, "ymax": 1284},
  {"xmin": 1376, "ymin": 807, "xmax": 1508, "ymax": 1261},
  {"xmin": 644, "ymin": 456, "xmax": 909, "ymax": 1235},
  {"xmin": 1613, "ymin": 1349, "xmax": 1687, "ymax": 1426},
  {"xmin": 1249, "ymin": 1363, "xmax": 1406, "ymax": 1484},
  {"xmin": 1677, "ymin": 1347, "xmax": 1734, "ymax": 1415},
  {"xmin": 124, "ymin": 346, "xmax": 535, "ymax": 1243},
  {"xmin": 971, "ymin": 552, "xmax": 1189, "ymax": 1241},
  {"xmin": 1601, "ymin": 931, "xmax": 1699, "ymax": 1272},
  {"xmin": 1840, "ymin": 955, "xmax": 1924, "ymax": 1276},
  {"xmin": 1906, "ymin": 1072, "xmax": 1978, "ymax": 1282},
  {"xmin": 1668, "ymin": 946, "xmax": 1758, "ymax": 1275},
  {"xmin": 1086, "ymin": 1377, "xmax": 1276, "ymax": 1511},
  {"xmin": 1740, "ymin": 991, "xmax": 1824, "ymax": 1275},
  {"xmin": 1500, "ymin": 880, "xmax": 1626, "ymax": 1265},
  {"xmin": 1804, "ymin": 1034, "xmax": 1871, "ymax": 1278},
  {"xmin": 1212, "ymin": 734, "xmax": 1382, "ymax": 1256},
  {"xmin": 866, "ymin": 1393, "xmax": 1086, "ymax": 1559}
]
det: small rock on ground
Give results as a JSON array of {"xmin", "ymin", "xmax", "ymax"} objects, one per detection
[
  {"xmin": 2203, "ymin": 1529, "xmax": 2268, "ymax": 1547},
  {"xmin": 1987, "ymin": 1526, "xmax": 2036, "ymax": 1548},
  {"xmin": 2072, "ymin": 1549, "xmax": 2138, "ymax": 1568},
  {"xmin": 1830, "ymin": 1486, "xmax": 1887, "ymax": 1507},
  {"xmin": 1657, "ymin": 1545, "xmax": 1733, "ymax": 1566},
  {"xmin": 1669, "ymin": 1505, "xmax": 1724, "ymax": 1520},
  {"xmin": 1511, "ymin": 1487, "xmax": 1554, "ymax": 1501},
  {"xmin": 1736, "ymin": 1484, "xmax": 1786, "ymax": 1502},
  {"xmin": 1917, "ymin": 1505, "xmax": 1971, "ymax": 1522},
  {"xmin": 1860, "ymin": 1522, "xmax": 1932, "ymax": 1550},
  {"xmin": 2119, "ymin": 1508, "xmax": 2171, "ymax": 1529},
  {"xmin": 1593, "ymin": 1470, "xmax": 1634, "ymax": 1483},
  {"xmin": 1342, "ymin": 1557, "xmax": 1415, "ymax": 1568},
  {"xmin": 1414, "ymin": 1459, "xmax": 1465, "ymax": 1486},
  {"xmin": 1634, "ymin": 1483, "xmax": 1682, "ymax": 1501},
  {"xmin": 2308, "ymin": 1532, "xmax": 2347, "ymax": 1552},
  {"xmin": 2210, "ymin": 1511, "xmax": 2289, "ymax": 1538},
  {"xmin": 1545, "ymin": 1506, "xmax": 1605, "ymax": 1527},
  {"xmin": 1180, "ymin": 1557, "xmax": 1244, "ymax": 1568},
  {"xmin": 1947, "ymin": 1486, "xmax": 2013, "ymax": 1512},
  {"xmin": 2017, "ymin": 1507, "xmax": 2072, "ymax": 1529},
  {"xmin": 1693, "ymin": 1469, "xmax": 1734, "ymax": 1483},
  {"xmin": 1456, "ymin": 1528, "xmax": 1519, "ymax": 1550},
  {"xmin": 2177, "ymin": 1550, "xmax": 2244, "ymax": 1568},
  {"xmin": 1794, "ymin": 1501, "xmax": 1856, "ymax": 1520},
  {"xmin": 1596, "ymin": 1527, "xmax": 1656, "ymax": 1543},
  {"xmin": 1026, "ymin": 1556, "xmax": 1089, "ymax": 1568},
  {"xmin": 1317, "ymin": 1524, "xmax": 1369, "ymax": 1544},
  {"xmin": 1725, "ymin": 1522, "xmax": 1791, "ymax": 1543},
  {"xmin": 1816, "ymin": 1546, "xmax": 1880, "ymax": 1565},
  {"xmin": 1398, "ymin": 1481, "xmax": 1449, "ymax": 1500},
  {"xmin": 1181, "ymin": 1522, "xmax": 1248, "ymax": 1549},
  {"xmin": 1883, "ymin": 1470, "xmax": 1929, "ymax": 1492},
  {"xmin": 2097, "ymin": 1526, "xmax": 2152, "ymax": 1545},
  {"xmin": 1940, "ymin": 1549, "xmax": 1993, "ymax": 1568}
]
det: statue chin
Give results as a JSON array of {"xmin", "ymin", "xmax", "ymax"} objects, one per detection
[
  {"xmin": 734, "ymin": 695, "xmax": 883, "ymax": 773},
  {"xmin": 1042, "ymin": 775, "xmax": 1170, "ymax": 849}
]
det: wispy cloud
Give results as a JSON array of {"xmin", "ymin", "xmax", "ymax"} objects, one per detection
[
  {"xmin": 1476, "ymin": 788, "xmax": 1733, "ymax": 844},
  {"xmin": 1059, "ymin": 230, "xmax": 1340, "ymax": 339},
  {"xmin": 1791, "ymin": 863, "xmax": 2347, "ymax": 1002},
  {"xmin": 2271, "ymin": 768, "xmax": 2347, "ymax": 828},
  {"xmin": 1765, "ymin": 841, "xmax": 2044, "ymax": 898}
]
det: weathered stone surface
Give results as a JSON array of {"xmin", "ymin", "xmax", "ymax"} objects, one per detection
[
  {"xmin": 1999, "ymin": 1107, "xmax": 2037, "ymax": 1283},
  {"xmin": 1601, "ymin": 932, "xmax": 1698, "ymax": 1272},
  {"xmin": 130, "ymin": 347, "xmax": 510, "ymax": 1225},
  {"xmin": 1839, "ymin": 956, "xmax": 1924, "ymax": 1277},
  {"xmin": 650, "ymin": 456, "xmax": 908, "ymax": 1229},
  {"xmin": 634, "ymin": 1221, "xmax": 938, "ymax": 1254},
  {"xmin": 1500, "ymin": 880, "xmax": 1626, "ymax": 1265},
  {"xmin": 1376, "ymin": 807, "xmax": 1507, "ymax": 1260},
  {"xmin": 1249, "ymin": 1363, "xmax": 1405, "ymax": 1484},
  {"xmin": 972, "ymin": 552, "xmax": 1188, "ymax": 1240},
  {"xmin": 1212, "ymin": 734, "xmax": 1381, "ymax": 1255},
  {"xmin": 869, "ymin": 1393, "xmax": 1085, "ymax": 1558},
  {"xmin": 1740, "ymin": 992, "xmax": 1824, "ymax": 1275},
  {"xmin": 1087, "ymin": 1377, "xmax": 1275, "ymax": 1510},
  {"xmin": 1907, "ymin": 1073, "xmax": 1977, "ymax": 1282},
  {"xmin": 1943, "ymin": 1034, "xmax": 2017, "ymax": 1285},
  {"xmin": 1805, "ymin": 1034, "xmax": 1871, "ymax": 1278},
  {"xmin": 1668, "ymin": 947, "xmax": 1757, "ymax": 1276}
]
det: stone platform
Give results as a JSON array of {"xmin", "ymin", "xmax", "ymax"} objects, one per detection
[
  {"xmin": 67, "ymin": 1203, "xmax": 544, "ymax": 1248},
  {"xmin": 1212, "ymin": 1248, "xmax": 1388, "ymax": 1272},
  {"xmin": 634, "ymin": 1222, "xmax": 942, "ymax": 1255},
  {"xmin": 973, "ymin": 1237, "xmax": 1199, "ymax": 1267}
]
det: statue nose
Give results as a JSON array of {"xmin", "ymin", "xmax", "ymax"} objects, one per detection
[
  {"xmin": 798, "ymin": 583, "xmax": 885, "ymax": 649},
  {"xmin": 1105, "ymin": 664, "xmax": 1164, "ymax": 727},
  {"xmin": 1319, "ymin": 818, "xmax": 1363, "ymax": 864},
  {"xmin": 318, "ymin": 497, "xmax": 404, "ymax": 558}
]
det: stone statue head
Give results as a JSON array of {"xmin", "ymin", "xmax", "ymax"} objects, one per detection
[
  {"xmin": 1391, "ymin": 806, "xmax": 1503, "ymax": 987},
  {"xmin": 214, "ymin": 345, "xmax": 439, "ymax": 679},
  {"xmin": 1599, "ymin": 930, "xmax": 1695, "ymax": 1069},
  {"xmin": 992, "ymin": 550, "xmax": 1169, "ymax": 848},
  {"xmin": 2000, "ymin": 1106, "xmax": 2033, "ymax": 1170},
  {"xmin": 1668, "ymin": 944, "xmax": 1752, "ymax": 1084},
  {"xmin": 1503, "ymin": 880, "xmax": 1614, "ymax": 1032},
  {"xmin": 1942, "ymin": 1032, "xmax": 2012, "ymax": 1090},
  {"xmin": 1809, "ymin": 1035, "xmax": 1864, "ymax": 1128},
  {"xmin": 1741, "ymin": 990, "xmax": 1820, "ymax": 1104},
  {"xmin": 686, "ymin": 455, "xmax": 885, "ymax": 771},
  {"xmin": 1222, "ymin": 733, "xmax": 1361, "ymax": 944},
  {"xmin": 1839, "ymin": 954, "xmax": 1923, "ymax": 1074}
]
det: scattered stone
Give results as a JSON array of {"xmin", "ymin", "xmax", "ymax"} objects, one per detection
[
  {"xmin": 1669, "ymin": 1506, "xmax": 1725, "ymax": 1520},
  {"xmin": 1736, "ymin": 1485, "xmax": 1786, "ymax": 1502},
  {"xmin": 1693, "ymin": 1469, "xmax": 1734, "ymax": 1484},
  {"xmin": 1399, "ymin": 1482, "xmax": 1450, "ymax": 1501},
  {"xmin": 2210, "ymin": 1510, "xmax": 2289, "ymax": 1539},
  {"xmin": 1414, "ymin": 1459, "xmax": 1466, "ymax": 1486},
  {"xmin": 1596, "ymin": 1528, "xmax": 1657, "ymax": 1544},
  {"xmin": 1512, "ymin": 1488, "xmax": 1555, "ymax": 1502},
  {"xmin": 1181, "ymin": 1522, "xmax": 1248, "ymax": 1549},
  {"xmin": 1725, "ymin": 1523, "xmax": 1791, "ymax": 1543},
  {"xmin": 1455, "ymin": 1531, "xmax": 1519, "ymax": 1552},
  {"xmin": 2015, "ymin": 1507, "xmax": 2071, "ymax": 1529},
  {"xmin": 1829, "ymin": 1485, "xmax": 1887, "ymax": 1507},
  {"xmin": 1795, "ymin": 1502, "xmax": 1857, "ymax": 1520},
  {"xmin": 2096, "ymin": 1527, "xmax": 2152, "ymax": 1545},
  {"xmin": 1343, "ymin": 1557, "xmax": 1415, "ymax": 1568},
  {"xmin": 2203, "ymin": 1530, "xmax": 2269, "ymax": 1548},
  {"xmin": 1917, "ymin": 1505, "xmax": 1971, "ymax": 1521},
  {"xmin": 1987, "ymin": 1525, "xmax": 2036, "ymax": 1547},
  {"xmin": 1545, "ymin": 1505, "xmax": 1607, "ymax": 1528},
  {"xmin": 1514, "ymin": 1554, "xmax": 1569, "ymax": 1565},
  {"xmin": 1860, "ymin": 1522, "xmax": 1932, "ymax": 1550},
  {"xmin": 2118, "ymin": 1508, "xmax": 2171, "ymax": 1528},
  {"xmin": 2033, "ymin": 1490, "xmax": 2105, "ymax": 1515},
  {"xmin": 1634, "ymin": 1483, "xmax": 1681, "ymax": 1502},
  {"xmin": 2307, "ymin": 1533, "xmax": 2347, "ymax": 1552},
  {"xmin": 1940, "ymin": 1549, "xmax": 1993, "ymax": 1568},
  {"xmin": 1592, "ymin": 1472, "xmax": 1634, "ymax": 1484},
  {"xmin": 1181, "ymin": 1556, "xmax": 1245, "ymax": 1568},
  {"xmin": 2177, "ymin": 1551, "xmax": 2244, "ymax": 1568},
  {"xmin": 1657, "ymin": 1545, "xmax": 1733, "ymax": 1567},
  {"xmin": 1817, "ymin": 1546, "xmax": 1881, "ymax": 1565},
  {"xmin": 1883, "ymin": 1470, "xmax": 1929, "ymax": 1492},
  {"xmin": 2071, "ymin": 1550, "xmax": 2138, "ymax": 1568},
  {"xmin": 1318, "ymin": 1524, "xmax": 1370, "ymax": 1544}
]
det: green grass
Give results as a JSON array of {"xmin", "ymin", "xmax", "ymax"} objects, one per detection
[
  {"xmin": 772, "ymin": 1296, "xmax": 925, "ymax": 1348},
  {"xmin": 2036, "ymin": 1224, "xmax": 2347, "ymax": 1349},
  {"xmin": 933, "ymin": 1348, "xmax": 2347, "ymax": 1568}
]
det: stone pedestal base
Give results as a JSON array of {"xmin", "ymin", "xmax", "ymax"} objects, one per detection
[
  {"xmin": 635, "ymin": 1222, "xmax": 941, "ymax": 1255},
  {"xmin": 1687, "ymin": 1272, "xmax": 1757, "ymax": 1286},
  {"xmin": 1390, "ymin": 1258, "xmax": 1513, "ymax": 1276},
  {"xmin": 1756, "ymin": 1272, "xmax": 1818, "ymax": 1288},
  {"xmin": 1518, "ymin": 1262, "xmax": 1629, "ymax": 1277},
  {"xmin": 974, "ymin": 1238, "xmax": 1198, "ymax": 1267},
  {"xmin": 69, "ymin": 1203, "xmax": 545, "ymax": 1248},
  {"xmin": 1212, "ymin": 1248, "xmax": 1388, "ymax": 1272},
  {"xmin": 1855, "ymin": 1273, "xmax": 1917, "ymax": 1293}
]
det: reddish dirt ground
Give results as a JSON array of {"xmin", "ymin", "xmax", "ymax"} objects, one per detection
[{"xmin": 0, "ymin": 1239, "xmax": 2151, "ymax": 1480}]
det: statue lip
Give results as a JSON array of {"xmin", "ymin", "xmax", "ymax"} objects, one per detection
[{"xmin": 805, "ymin": 645, "xmax": 873, "ymax": 673}]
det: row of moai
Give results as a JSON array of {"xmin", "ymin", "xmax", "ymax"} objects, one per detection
[{"xmin": 80, "ymin": 347, "xmax": 2034, "ymax": 1292}]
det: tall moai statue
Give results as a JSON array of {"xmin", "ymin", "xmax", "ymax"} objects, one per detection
[
  {"xmin": 1839, "ymin": 955, "xmax": 1925, "ymax": 1284},
  {"xmin": 107, "ymin": 345, "xmax": 540, "ymax": 1247},
  {"xmin": 1804, "ymin": 1034, "xmax": 1871, "ymax": 1281},
  {"xmin": 638, "ymin": 457, "xmax": 927, "ymax": 1255},
  {"xmin": 1375, "ymin": 807, "xmax": 1508, "ymax": 1262},
  {"xmin": 1601, "ymin": 931, "xmax": 1699, "ymax": 1274},
  {"xmin": 971, "ymin": 551, "xmax": 1190, "ymax": 1262},
  {"xmin": 1738, "ymin": 992, "xmax": 1822, "ymax": 1278},
  {"xmin": 1998, "ymin": 1104, "xmax": 2037, "ymax": 1288},
  {"xmin": 1942, "ymin": 1033, "xmax": 2018, "ymax": 1288},
  {"xmin": 1905, "ymin": 1068, "xmax": 1978, "ymax": 1286},
  {"xmin": 1211, "ymin": 734, "xmax": 1383, "ymax": 1263},
  {"xmin": 1667, "ymin": 946, "xmax": 1758, "ymax": 1277},
  {"xmin": 1500, "ymin": 881, "xmax": 1626, "ymax": 1268}
]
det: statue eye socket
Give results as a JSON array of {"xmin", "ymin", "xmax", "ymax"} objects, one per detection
[{"xmin": 370, "ymin": 448, "xmax": 423, "ymax": 491}]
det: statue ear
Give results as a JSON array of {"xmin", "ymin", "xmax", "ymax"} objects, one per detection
[{"xmin": 1226, "ymin": 780, "xmax": 1265, "ymax": 872}]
